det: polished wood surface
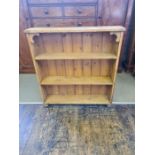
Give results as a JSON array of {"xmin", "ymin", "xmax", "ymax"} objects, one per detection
[
  {"xmin": 46, "ymin": 95, "xmax": 110, "ymax": 104},
  {"xmin": 35, "ymin": 52, "xmax": 117, "ymax": 60},
  {"xmin": 41, "ymin": 76, "xmax": 113, "ymax": 85},
  {"xmin": 24, "ymin": 26, "xmax": 125, "ymax": 33},
  {"xmin": 19, "ymin": 0, "xmax": 134, "ymax": 73},
  {"xmin": 19, "ymin": 0, "xmax": 34, "ymax": 72},
  {"xmin": 20, "ymin": 104, "xmax": 135, "ymax": 155},
  {"xmin": 25, "ymin": 26, "xmax": 124, "ymax": 104}
]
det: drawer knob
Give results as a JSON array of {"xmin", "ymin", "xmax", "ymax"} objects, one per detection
[
  {"xmin": 44, "ymin": 9, "xmax": 49, "ymax": 15},
  {"xmin": 46, "ymin": 23, "xmax": 50, "ymax": 27},
  {"xmin": 77, "ymin": 9, "xmax": 82, "ymax": 14},
  {"xmin": 77, "ymin": 23, "xmax": 82, "ymax": 26}
]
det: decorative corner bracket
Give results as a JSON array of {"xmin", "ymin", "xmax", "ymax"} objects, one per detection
[
  {"xmin": 29, "ymin": 33, "xmax": 40, "ymax": 44},
  {"xmin": 110, "ymin": 32, "xmax": 121, "ymax": 42}
]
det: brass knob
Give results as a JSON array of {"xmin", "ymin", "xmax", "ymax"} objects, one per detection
[
  {"xmin": 44, "ymin": 9, "xmax": 49, "ymax": 15},
  {"xmin": 46, "ymin": 23, "xmax": 50, "ymax": 27},
  {"xmin": 77, "ymin": 9, "xmax": 82, "ymax": 14},
  {"xmin": 77, "ymin": 23, "xmax": 82, "ymax": 26}
]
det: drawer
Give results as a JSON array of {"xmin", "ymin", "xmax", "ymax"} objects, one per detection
[
  {"xmin": 63, "ymin": 0, "xmax": 97, "ymax": 3},
  {"xmin": 76, "ymin": 19, "xmax": 96, "ymax": 26},
  {"xmin": 28, "ymin": 0, "xmax": 62, "ymax": 4},
  {"xmin": 32, "ymin": 19, "xmax": 96, "ymax": 27},
  {"xmin": 32, "ymin": 19, "xmax": 77, "ymax": 27},
  {"xmin": 30, "ymin": 7, "xmax": 62, "ymax": 17},
  {"xmin": 64, "ymin": 6, "xmax": 96, "ymax": 17}
]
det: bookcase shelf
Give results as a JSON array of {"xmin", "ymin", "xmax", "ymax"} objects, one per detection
[
  {"xmin": 25, "ymin": 26, "xmax": 125, "ymax": 105},
  {"xmin": 45, "ymin": 95, "xmax": 110, "ymax": 104},
  {"xmin": 41, "ymin": 76, "xmax": 113, "ymax": 85},
  {"xmin": 35, "ymin": 52, "xmax": 117, "ymax": 60}
]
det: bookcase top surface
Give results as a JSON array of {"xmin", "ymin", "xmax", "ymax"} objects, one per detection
[{"xmin": 24, "ymin": 26, "xmax": 125, "ymax": 34}]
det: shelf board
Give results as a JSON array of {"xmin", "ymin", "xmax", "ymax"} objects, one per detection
[
  {"xmin": 24, "ymin": 26, "xmax": 126, "ymax": 34},
  {"xmin": 35, "ymin": 52, "xmax": 117, "ymax": 60},
  {"xmin": 45, "ymin": 95, "xmax": 110, "ymax": 104},
  {"xmin": 41, "ymin": 76, "xmax": 113, "ymax": 85}
]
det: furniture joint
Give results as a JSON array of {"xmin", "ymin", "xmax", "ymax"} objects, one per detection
[{"xmin": 110, "ymin": 32, "xmax": 121, "ymax": 42}]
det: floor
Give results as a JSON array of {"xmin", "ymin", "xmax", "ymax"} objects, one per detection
[
  {"xmin": 19, "ymin": 72, "xmax": 135, "ymax": 104},
  {"xmin": 19, "ymin": 104, "xmax": 135, "ymax": 155}
]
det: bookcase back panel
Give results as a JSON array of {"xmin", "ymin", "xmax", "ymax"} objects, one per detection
[
  {"xmin": 44, "ymin": 85, "xmax": 112, "ymax": 96},
  {"xmin": 37, "ymin": 60, "xmax": 115, "ymax": 78},
  {"xmin": 35, "ymin": 32, "xmax": 118, "ymax": 56}
]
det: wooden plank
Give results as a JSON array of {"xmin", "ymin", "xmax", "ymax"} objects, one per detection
[
  {"xmin": 72, "ymin": 33, "xmax": 83, "ymax": 95},
  {"xmin": 46, "ymin": 61, "xmax": 59, "ymax": 95},
  {"xmin": 35, "ymin": 52, "xmax": 117, "ymax": 60},
  {"xmin": 45, "ymin": 95, "xmax": 110, "ymax": 104},
  {"xmin": 62, "ymin": 33, "xmax": 75, "ymax": 95},
  {"xmin": 54, "ymin": 35, "xmax": 66, "ymax": 95},
  {"xmin": 101, "ymin": 32, "xmax": 114, "ymax": 53},
  {"xmin": 110, "ymin": 32, "xmax": 124, "ymax": 103},
  {"xmin": 26, "ymin": 34, "xmax": 47, "ymax": 101},
  {"xmin": 42, "ymin": 34, "xmax": 62, "ymax": 95},
  {"xmin": 24, "ymin": 26, "xmax": 126, "ymax": 34},
  {"xmin": 100, "ymin": 60, "xmax": 112, "ymax": 76},
  {"xmin": 91, "ymin": 33, "xmax": 102, "ymax": 94},
  {"xmin": 42, "ymin": 34, "xmax": 65, "ymax": 78},
  {"xmin": 41, "ymin": 76, "xmax": 113, "ymax": 85},
  {"xmin": 83, "ymin": 33, "xmax": 92, "ymax": 94}
]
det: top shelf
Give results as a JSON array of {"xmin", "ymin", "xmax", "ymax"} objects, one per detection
[
  {"xmin": 35, "ymin": 52, "xmax": 117, "ymax": 60},
  {"xmin": 24, "ymin": 26, "xmax": 126, "ymax": 34}
]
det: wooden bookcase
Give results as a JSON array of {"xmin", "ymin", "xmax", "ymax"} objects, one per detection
[{"xmin": 25, "ymin": 26, "xmax": 125, "ymax": 105}]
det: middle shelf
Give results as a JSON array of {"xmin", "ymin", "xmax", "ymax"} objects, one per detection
[
  {"xmin": 40, "ymin": 76, "xmax": 113, "ymax": 85},
  {"xmin": 35, "ymin": 52, "xmax": 117, "ymax": 60}
]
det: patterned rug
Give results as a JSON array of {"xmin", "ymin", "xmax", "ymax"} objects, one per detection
[{"xmin": 19, "ymin": 105, "xmax": 135, "ymax": 155}]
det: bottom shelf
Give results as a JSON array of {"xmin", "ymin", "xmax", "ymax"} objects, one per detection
[{"xmin": 45, "ymin": 95, "xmax": 110, "ymax": 104}]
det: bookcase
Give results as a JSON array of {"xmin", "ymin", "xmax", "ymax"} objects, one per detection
[{"xmin": 25, "ymin": 26, "xmax": 125, "ymax": 105}]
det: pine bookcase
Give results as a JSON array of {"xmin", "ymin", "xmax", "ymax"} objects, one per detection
[{"xmin": 25, "ymin": 26, "xmax": 125, "ymax": 105}]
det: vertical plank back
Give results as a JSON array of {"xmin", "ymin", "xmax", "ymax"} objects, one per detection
[
  {"xmin": 72, "ymin": 33, "xmax": 83, "ymax": 95},
  {"xmin": 62, "ymin": 34, "xmax": 75, "ymax": 95},
  {"xmin": 82, "ymin": 33, "xmax": 92, "ymax": 94}
]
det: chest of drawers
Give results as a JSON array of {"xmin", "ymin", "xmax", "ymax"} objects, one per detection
[{"xmin": 27, "ymin": 0, "xmax": 101, "ymax": 27}]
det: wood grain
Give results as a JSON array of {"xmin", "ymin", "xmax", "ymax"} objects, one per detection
[
  {"xmin": 25, "ymin": 27, "xmax": 125, "ymax": 104},
  {"xmin": 45, "ymin": 94, "xmax": 110, "ymax": 104},
  {"xmin": 24, "ymin": 26, "xmax": 125, "ymax": 33},
  {"xmin": 41, "ymin": 76, "xmax": 113, "ymax": 85},
  {"xmin": 35, "ymin": 52, "xmax": 117, "ymax": 60},
  {"xmin": 20, "ymin": 0, "xmax": 134, "ymax": 73}
]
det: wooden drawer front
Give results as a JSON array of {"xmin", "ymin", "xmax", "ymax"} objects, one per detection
[
  {"xmin": 28, "ymin": 0, "xmax": 62, "ymax": 4},
  {"xmin": 32, "ymin": 19, "xmax": 96, "ymax": 27},
  {"xmin": 32, "ymin": 19, "xmax": 77, "ymax": 27},
  {"xmin": 30, "ymin": 7, "xmax": 62, "ymax": 17},
  {"xmin": 64, "ymin": 6, "xmax": 96, "ymax": 17},
  {"xmin": 63, "ymin": 0, "xmax": 97, "ymax": 3},
  {"xmin": 76, "ymin": 19, "xmax": 96, "ymax": 26}
]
